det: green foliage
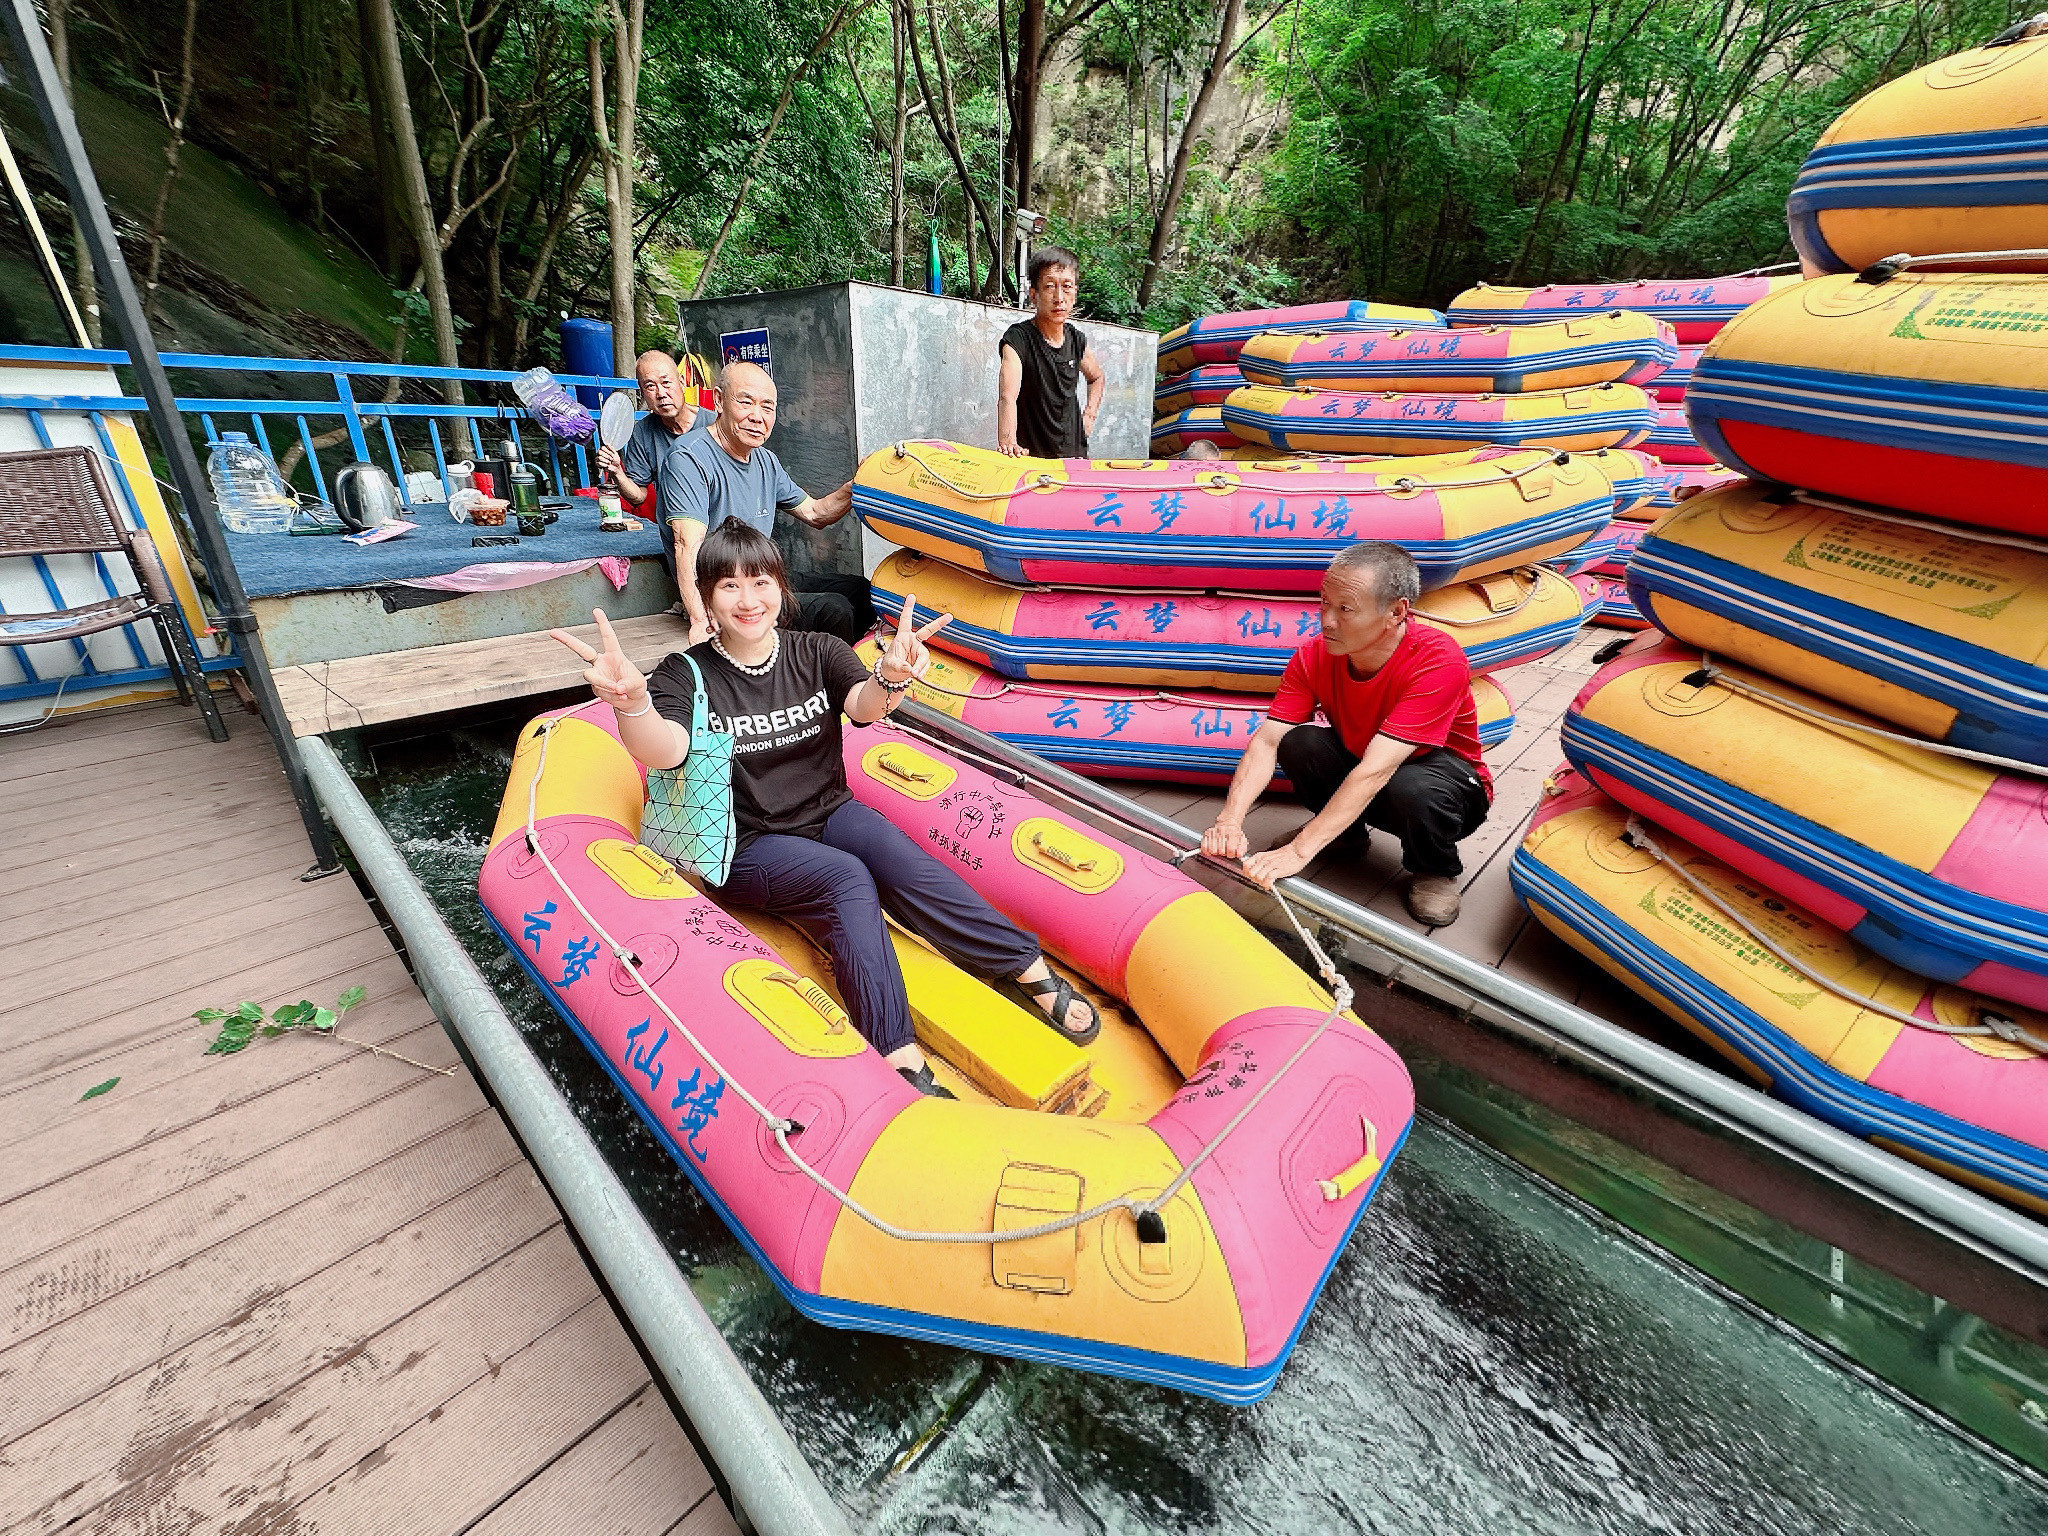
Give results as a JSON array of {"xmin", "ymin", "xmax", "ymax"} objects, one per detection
[
  {"xmin": 1261, "ymin": 0, "xmax": 2031, "ymax": 301},
  {"xmin": 199, "ymin": 985, "xmax": 367, "ymax": 1057},
  {"xmin": 79, "ymin": 1078, "xmax": 120, "ymax": 1102}
]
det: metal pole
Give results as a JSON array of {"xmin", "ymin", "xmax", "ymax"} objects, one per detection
[
  {"xmin": 1, "ymin": 0, "xmax": 340, "ymax": 872},
  {"xmin": 299, "ymin": 740, "xmax": 853, "ymax": 1536}
]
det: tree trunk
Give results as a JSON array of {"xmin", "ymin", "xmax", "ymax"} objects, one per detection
[
  {"xmin": 691, "ymin": 0, "xmax": 875, "ymax": 299},
  {"xmin": 1136, "ymin": 0, "xmax": 1243, "ymax": 312},
  {"xmin": 362, "ymin": 0, "xmax": 463, "ymax": 401},
  {"xmin": 143, "ymin": 0, "xmax": 200, "ymax": 326},
  {"xmin": 1009, "ymin": 0, "xmax": 1045, "ymax": 245},
  {"xmin": 355, "ymin": 0, "xmax": 402, "ymax": 276},
  {"xmin": 890, "ymin": 0, "xmax": 908, "ymax": 286},
  {"xmin": 923, "ymin": 0, "xmax": 1001, "ymax": 277},
  {"xmin": 588, "ymin": 0, "xmax": 646, "ymax": 376},
  {"xmin": 46, "ymin": 0, "xmax": 100, "ymax": 343},
  {"xmin": 906, "ymin": 0, "xmax": 1001, "ymax": 280},
  {"xmin": 513, "ymin": 144, "xmax": 598, "ymax": 363}
]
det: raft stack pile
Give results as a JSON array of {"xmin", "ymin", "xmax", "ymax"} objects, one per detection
[
  {"xmin": 852, "ymin": 414, "xmax": 1624, "ymax": 783},
  {"xmin": 1509, "ymin": 19, "xmax": 2048, "ymax": 1211},
  {"xmin": 1149, "ymin": 300, "xmax": 1444, "ymax": 458}
]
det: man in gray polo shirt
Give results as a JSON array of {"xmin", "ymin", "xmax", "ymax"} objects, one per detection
[{"xmin": 665, "ymin": 360, "xmax": 874, "ymax": 644}]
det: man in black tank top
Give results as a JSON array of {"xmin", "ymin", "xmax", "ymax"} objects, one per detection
[{"xmin": 998, "ymin": 246, "xmax": 1106, "ymax": 459}]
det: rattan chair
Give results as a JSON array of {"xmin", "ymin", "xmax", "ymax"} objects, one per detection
[{"xmin": 0, "ymin": 444, "xmax": 226, "ymax": 740}]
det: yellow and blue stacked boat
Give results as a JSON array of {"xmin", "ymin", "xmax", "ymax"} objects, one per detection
[{"xmin": 1515, "ymin": 22, "xmax": 2048, "ymax": 1212}]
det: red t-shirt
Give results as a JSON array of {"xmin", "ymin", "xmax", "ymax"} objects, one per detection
[{"xmin": 1268, "ymin": 622, "xmax": 1492, "ymax": 796}]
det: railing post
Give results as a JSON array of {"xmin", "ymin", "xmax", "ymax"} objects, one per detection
[{"xmin": 332, "ymin": 372, "xmax": 373, "ymax": 462}]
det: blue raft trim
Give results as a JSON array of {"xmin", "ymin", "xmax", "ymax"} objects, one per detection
[
  {"xmin": 868, "ymin": 588, "xmax": 1585, "ymax": 681},
  {"xmin": 1508, "ymin": 851, "xmax": 2048, "ymax": 1204},
  {"xmin": 1237, "ymin": 336, "xmax": 1677, "ymax": 392},
  {"xmin": 481, "ymin": 901, "xmax": 1410, "ymax": 1406},
  {"xmin": 855, "ymin": 483, "xmax": 1613, "ymax": 591},
  {"xmin": 1626, "ymin": 535, "xmax": 2048, "ymax": 763},
  {"xmin": 1685, "ymin": 356, "xmax": 2048, "ymax": 472},
  {"xmin": 1558, "ymin": 712, "xmax": 2048, "ymax": 977},
  {"xmin": 1218, "ymin": 400, "xmax": 1655, "ymax": 453}
]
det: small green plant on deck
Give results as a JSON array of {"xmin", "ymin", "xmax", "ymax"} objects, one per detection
[
  {"xmin": 195, "ymin": 988, "xmax": 455, "ymax": 1075},
  {"xmin": 200, "ymin": 986, "xmax": 368, "ymax": 1054}
]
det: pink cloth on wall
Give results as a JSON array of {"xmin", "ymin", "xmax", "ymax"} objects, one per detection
[{"xmin": 395, "ymin": 556, "xmax": 632, "ymax": 594}]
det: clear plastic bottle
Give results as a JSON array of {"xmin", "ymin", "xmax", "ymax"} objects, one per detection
[{"xmin": 207, "ymin": 431, "xmax": 296, "ymax": 533}]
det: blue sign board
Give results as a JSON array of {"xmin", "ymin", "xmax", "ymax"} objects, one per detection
[{"xmin": 719, "ymin": 328, "xmax": 772, "ymax": 374}]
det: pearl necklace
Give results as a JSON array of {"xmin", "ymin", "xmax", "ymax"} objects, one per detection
[{"xmin": 710, "ymin": 628, "xmax": 779, "ymax": 677}]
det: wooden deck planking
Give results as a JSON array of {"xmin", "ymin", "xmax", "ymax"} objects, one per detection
[
  {"xmin": 275, "ymin": 611, "xmax": 696, "ymax": 736},
  {"xmin": 0, "ymin": 701, "xmax": 728, "ymax": 1536}
]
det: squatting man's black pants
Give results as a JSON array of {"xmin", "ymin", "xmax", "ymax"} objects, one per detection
[{"xmin": 1275, "ymin": 726, "xmax": 1490, "ymax": 878}]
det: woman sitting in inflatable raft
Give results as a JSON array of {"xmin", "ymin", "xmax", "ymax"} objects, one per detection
[
  {"xmin": 503, "ymin": 521, "xmax": 1415, "ymax": 1400},
  {"xmin": 552, "ymin": 522, "xmax": 1101, "ymax": 1094}
]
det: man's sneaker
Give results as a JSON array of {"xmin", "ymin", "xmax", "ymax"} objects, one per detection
[{"xmin": 1406, "ymin": 874, "xmax": 1460, "ymax": 927}]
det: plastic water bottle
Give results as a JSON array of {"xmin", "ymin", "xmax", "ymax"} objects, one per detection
[
  {"xmin": 513, "ymin": 366, "xmax": 596, "ymax": 442},
  {"xmin": 207, "ymin": 431, "xmax": 296, "ymax": 533}
]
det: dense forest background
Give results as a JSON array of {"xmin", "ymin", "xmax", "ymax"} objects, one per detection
[{"xmin": 0, "ymin": 0, "xmax": 2030, "ymax": 371}]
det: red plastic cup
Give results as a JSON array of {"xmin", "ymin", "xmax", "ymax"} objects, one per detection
[{"xmin": 472, "ymin": 470, "xmax": 495, "ymax": 498}]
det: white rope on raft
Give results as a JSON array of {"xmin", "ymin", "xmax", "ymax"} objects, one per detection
[
  {"xmin": 1690, "ymin": 655, "xmax": 2048, "ymax": 780},
  {"xmin": 1618, "ymin": 816, "xmax": 2048, "ymax": 1055},
  {"xmin": 885, "ymin": 441, "xmax": 1572, "ymax": 503},
  {"xmin": 521, "ymin": 710, "xmax": 1357, "ymax": 1246}
]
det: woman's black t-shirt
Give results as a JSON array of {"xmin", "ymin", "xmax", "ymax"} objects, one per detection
[{"xmin": 646, "ymin": 631, "xmax": 871, "ymax": 842}]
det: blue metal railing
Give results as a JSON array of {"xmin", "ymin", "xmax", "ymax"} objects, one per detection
[{"xmin": 0, "ymin": 346, "xmax": 645, "ymax": 705}]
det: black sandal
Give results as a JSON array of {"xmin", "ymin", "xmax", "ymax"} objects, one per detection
[
  {"xmin": 1007, "ymin": 971, "xmax": 1102, "ymax": 1047},
  {"xmin": 898, "ymin": 1062, "xmax": 956, "ymax": 1099}
]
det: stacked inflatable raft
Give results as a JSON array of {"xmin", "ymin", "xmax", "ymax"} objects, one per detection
[
  {"xmin": 852, "ymin": 433, "xmax": 1613, "ymax": 784},
  {"xmin": 1514, "ymin": 25, "xmax": 2048, "ymax": 1213}
]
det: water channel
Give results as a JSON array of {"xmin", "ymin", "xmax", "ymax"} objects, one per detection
[{"xmin": 351, "ymin": 720, "xmax": 2048, "ymax": 1535}]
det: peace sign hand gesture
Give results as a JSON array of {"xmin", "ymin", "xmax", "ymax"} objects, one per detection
[
  {"xmin": 877, "ymin": 593, "xmax": 953, "ymax": 686},
  {"xmin": 550, "ymin": 609, "xmax": 647, "ymax": 713}
]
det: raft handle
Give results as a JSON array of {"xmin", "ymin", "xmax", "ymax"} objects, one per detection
[
  {"xmin": 876, "ymin": 751, "xmax": 936, "ymax": 784},
  {"xmin": 765, "ymin": 969, "xmax": 848, "ymax": 1033},
  {"xmin": 1029, "ymin": 830, "xmax": 1097, "ymax": 873},
  {"xmin": 1317, "ymin": 1115, "xmax": 1384, "ymax": 1202},
  {"xmin": 1134, "ymin": 1210, "xmax": 1168, "ymax": 1244}
]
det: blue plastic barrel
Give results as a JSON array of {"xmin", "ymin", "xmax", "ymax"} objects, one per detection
[{"xmin": 559, "ymin": 317, "xmax": 615, "ymax": 406}]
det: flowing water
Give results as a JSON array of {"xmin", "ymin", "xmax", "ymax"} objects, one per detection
[{"xmin": 354, "ymin": 722, "xmax": 2048, "ymax": 1535}]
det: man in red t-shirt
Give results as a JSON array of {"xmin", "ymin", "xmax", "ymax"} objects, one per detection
[{"xmin": 1200, "ymin": 541, "xmax": 1493, "ymax": 926}]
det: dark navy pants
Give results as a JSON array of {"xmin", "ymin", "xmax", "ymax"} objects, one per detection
[
  {"xmin": 1276, "ymin": 726, "xmax": 1490, "ymax": 878},
  {"xmin": 718, "ymin": 798, "xmax": 1041, "ymax": 1054}
]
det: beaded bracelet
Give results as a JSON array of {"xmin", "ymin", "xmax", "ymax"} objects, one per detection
[{"xmin": 871, "ymin": 660, "xmax": 913, "ymax": 694}]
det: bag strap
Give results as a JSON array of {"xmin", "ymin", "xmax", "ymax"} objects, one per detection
[{"xmin": 678, "ymin": 653, "xmax": 711, "ymax": 743}]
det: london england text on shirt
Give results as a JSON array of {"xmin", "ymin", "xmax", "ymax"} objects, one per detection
[{"xmin": 711, "ymin": 688, "xmax": 834, "ymax": 755}]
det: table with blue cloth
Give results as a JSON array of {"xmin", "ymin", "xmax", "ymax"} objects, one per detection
[{"xmin": 223, "ymin": 511, "xmax": 664, "ymax": 599}]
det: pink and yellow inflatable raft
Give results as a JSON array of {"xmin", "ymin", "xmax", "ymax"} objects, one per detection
[
  {"xmin": 854, "ymin": 441, "xmax": 1614, "ymax": 592},
  {"xmin": 1446, "ymin": 274, "xmax": 1803, "ymax": 342},
  {"xmin": 1513, "ymin": 771, "xmax": 2048, "ymax": 1211},
  {"xmin": 1154, "ymin": 364, "xmax": 1246, "ymax": 417},
  {"xmin": 864, "ymin": 641, "xmax": 1513, "ymax": 784},
  {"xmin": 480, "ymin": 704, "xmax": 1414, "ymax": 1400},
  {"xmin": 1560, "ymin": 636, "xmax": 2048, "ymax": 1012},
  {"xmin": 1236, "ymin": 313, "xmax": 1675, "ymax": 395},
  {"xmin": 1149, "ymin": 406, "xmax": 1237, "ymax": 457},
  {"xmin": 1222, "ymin": 382, "xmax": 1655, "ymax": 456},
  {"xmin": 869, "ymin": 549, "xmax": 1589, "ymax": 691},
  {"xmin": 1157, "ymin": 300, "xmax": 1445, "ymax": 375}
]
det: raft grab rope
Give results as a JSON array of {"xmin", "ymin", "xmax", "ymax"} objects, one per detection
[
  {"xmin": 522, "ymin": 711, "xmax": 1358, "ymax": 1248},
  {"xmin": 1617, "ymin": 815, "xmax": 2048, "ymax": 1056}
]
